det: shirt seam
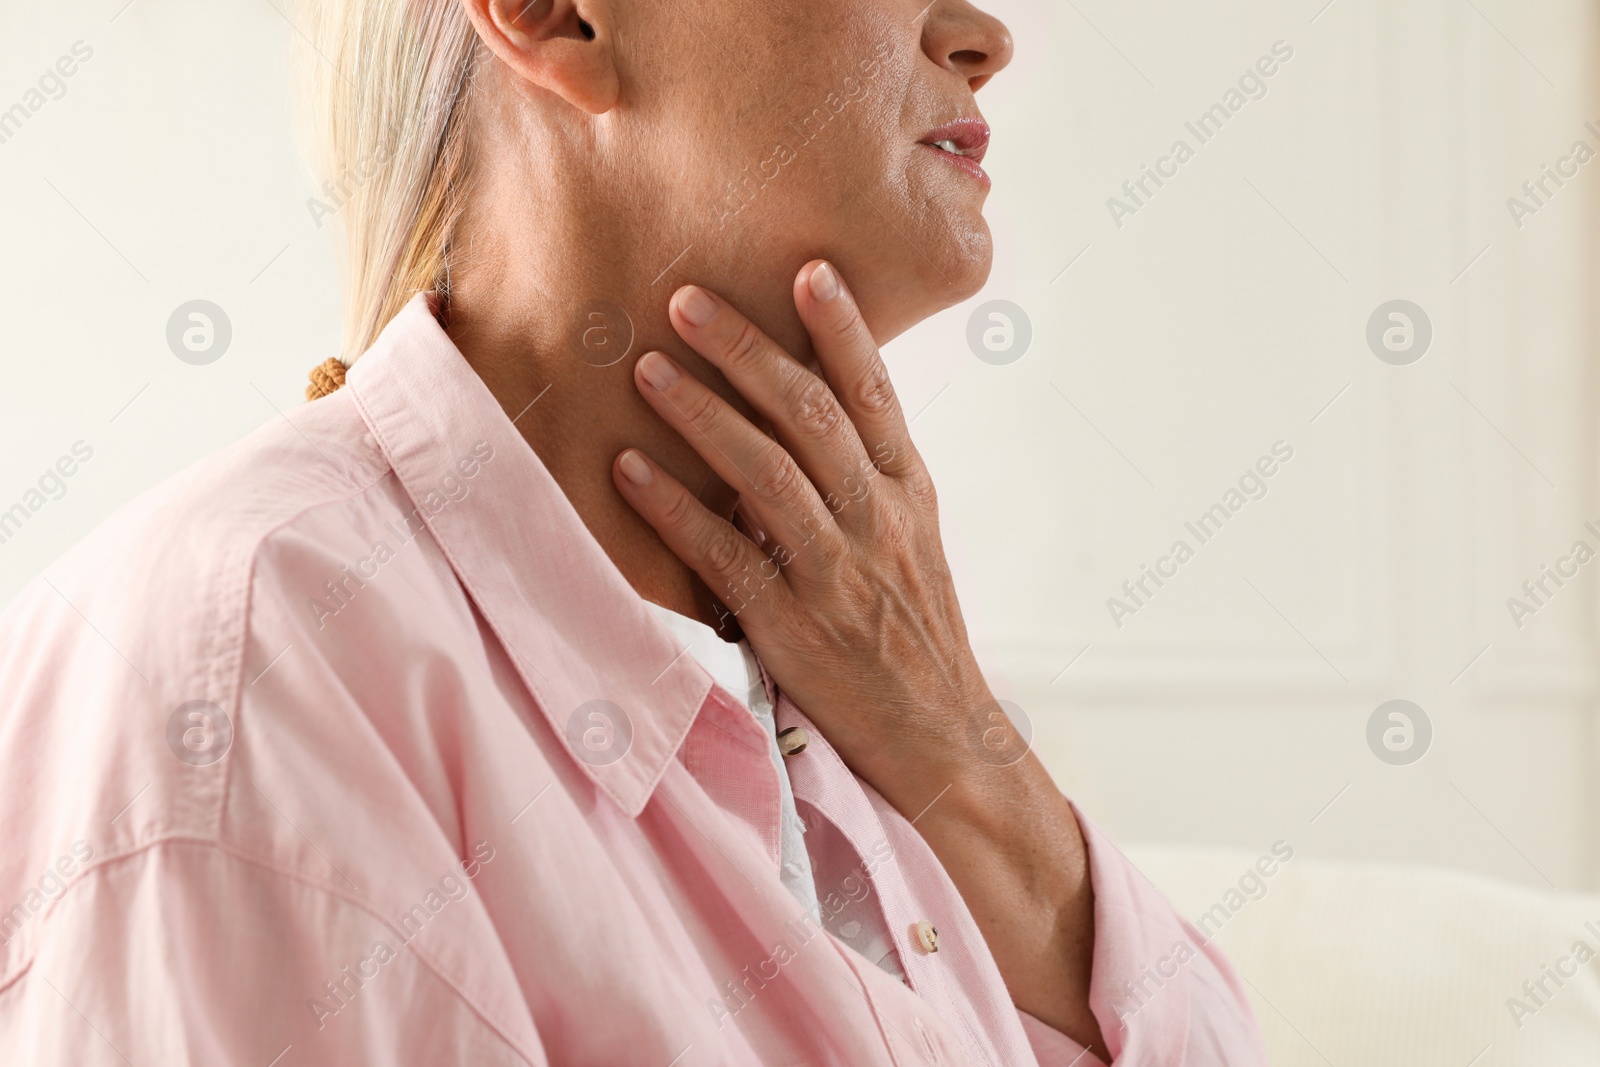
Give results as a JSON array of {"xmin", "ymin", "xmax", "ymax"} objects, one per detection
[
  {"xmin": 0, "ymin": 836, "xmax": 540, "ymax": 1065},
  {"xmin": 212, "ymin": 461, "xmax": 398, "ymax": 844}
]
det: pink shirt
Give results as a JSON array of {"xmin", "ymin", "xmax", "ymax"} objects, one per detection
[{"xmin": 0, "ymin": 295, "xmax": 1266, "ymax": 1066}]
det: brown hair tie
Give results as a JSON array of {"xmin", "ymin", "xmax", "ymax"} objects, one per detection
[{"xmin": 305, "ymin": 357, "xmax": 347, "ymax": 401}]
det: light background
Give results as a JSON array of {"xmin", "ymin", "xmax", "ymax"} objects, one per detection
[{"xmin": 1, "ymin": 0, "xmax": 1596, "ymax": 894}]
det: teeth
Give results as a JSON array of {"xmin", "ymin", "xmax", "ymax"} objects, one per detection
[{"xmin": 933, "ymin": 139, "xmax": 960, "ymax": 153}]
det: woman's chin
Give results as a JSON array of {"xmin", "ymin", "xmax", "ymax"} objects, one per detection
[
  {"xmin": 922, "ymin": 225, "xmax": 994, "ymax": 312},
  {"xmin": 858, "ymin": 243, "xmax": 992, "ymax": 345},
  {"xmin": 947, "ymin": 230, "xmax": 994, "ymax": 300}
]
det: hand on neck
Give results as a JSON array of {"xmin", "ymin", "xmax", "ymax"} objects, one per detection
[
  {"xmin": 442, "ymin": 165, "xmax": 816, "ymax": 635},
  {"xmin": 429, "ymin": 14, "xmax": 967, "ymax": 635}
]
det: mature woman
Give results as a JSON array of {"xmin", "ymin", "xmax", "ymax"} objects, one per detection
[{"xmin": 0, "ymin": 0, "xmax": 1265, "ymax": 1063}]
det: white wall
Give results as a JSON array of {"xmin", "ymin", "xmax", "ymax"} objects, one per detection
[
  {"xmin": 934, "ymin": 0, "xmax": 1600, "ymax": 892},
  {"xmin": 2, "ymin": 1, "xmax": 1596, "ymax": 890}
]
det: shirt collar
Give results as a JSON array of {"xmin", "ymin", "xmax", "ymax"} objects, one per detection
[
  {"xmin": 642, "ymin": 601, "xmax": 763, "ymax": 714},
  {"xmin": 344, "ymin": 293, "xmax": 711, "ymax": 816}
]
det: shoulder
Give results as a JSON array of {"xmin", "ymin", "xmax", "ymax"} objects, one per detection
[
  {"xmin": 0, "ymin": 387, "xmax": 397, "ymax": 695},
  {"xmin": 0, "ymin": 389, "xmax": 448, "ymax": 964}
]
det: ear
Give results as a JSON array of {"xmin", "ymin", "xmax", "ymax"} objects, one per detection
[{"xmin": 461, "ymin": 0, "xmax": 619, "ymax": 115}]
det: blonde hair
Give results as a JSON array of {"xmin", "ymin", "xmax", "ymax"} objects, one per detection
[{"xmin": 294, "ymin": 0, "xmax": 480, "ymax": 363}]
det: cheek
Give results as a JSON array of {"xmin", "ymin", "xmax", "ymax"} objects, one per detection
[{"xmin": 679, "ymin": 8, "xmax": 991, "ymax": 300}]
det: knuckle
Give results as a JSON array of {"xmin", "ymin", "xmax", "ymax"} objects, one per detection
[
  {"xmin": 786, "ymin": 376, "xmax": 845, "ymax": 438},
  {"xmin": 868, "ymin": 439, "xmax": 905, "ymax": 474},
  {"xmin": 659, "ymin": 486, "xmax": 702, "ymax": 530},
  {"xmin": 722, "ymin": 321, "xmax": 766, "ymax": 372},
  {"xmin": 807, "ymin": 526, "xmax": 848, "ymax": 567},
  {"xmin": 832, "ymin": 307, "xmax": 872, "ymax": 350},
  {"xmin": 867, "ymin": 497, "xmax": 912, "ymax": 546},
  {"xmin": 678, "ymin": 384, "xmax": 723, "ymax": 430},
  {"xmin": 752, "ymin": 444, "xmax": 803, "ymax": 501},
  {"xmin": 701, "ymin": 523, "xmax": 745, "ymax": 576},
  {"xmin": 887, "ymin": 505, "xmax": 921, "ymax": 546},
  {"xmin": 766, "ymin": 539, "xmax": 800, "ymax": 570},
  {"xmin": 902, "ymin": 470, "xmax": 939, "ymax": 512},
  {"xmin": 853, "ymin": 360, "xmax": 900, "ymax": 419}
]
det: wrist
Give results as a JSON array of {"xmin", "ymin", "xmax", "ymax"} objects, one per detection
[{"xmin": 872, "ymin": 681, "xmax": 1044, "ymax": 826}]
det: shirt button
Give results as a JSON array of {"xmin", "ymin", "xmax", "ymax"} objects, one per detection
[
  {"xmin": 912, "ymin": 919, "xmax": 939, "ymax": 954},
  {"xmin": 777, "ymin": 726, "xmax": 809, "ymax": 757}
]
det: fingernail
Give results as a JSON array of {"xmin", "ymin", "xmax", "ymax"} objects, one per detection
[
  {"xmin": 618, "ymin": 449, "xmax": 653, "ymax": 485},
  {"xmin": 638, "ymin": 351, "xmax": 680, "ymax": 391},
  {"xmin": 808, "ymin": 262, "xmax": 840, "ymax": 303},
  {"xmin": 677, "ymin": 286, "xmax": 719, "ymax": 327}
]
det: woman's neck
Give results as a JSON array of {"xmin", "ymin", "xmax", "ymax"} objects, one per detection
[{"xmin": 442, "ymin": 188, "xmax": 807, "ymax": 636}]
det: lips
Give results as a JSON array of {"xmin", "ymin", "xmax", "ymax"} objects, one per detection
[{"xmin": 917, "ymin": 116, "xmax": 992, "ymax": 186}]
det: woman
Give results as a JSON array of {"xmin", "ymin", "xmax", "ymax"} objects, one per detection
[{"xmin": 0, "ymin": 0, "xmax": 1266, "ymax": 1063}]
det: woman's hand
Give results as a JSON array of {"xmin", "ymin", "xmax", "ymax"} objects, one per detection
[
  {"xmin": 612, "ymin": 262, "xmax": 1106, "ymax": 1056},
  {"xmin": 610, "ymin": 260, "xmax": 1006, "ymax": 819}
]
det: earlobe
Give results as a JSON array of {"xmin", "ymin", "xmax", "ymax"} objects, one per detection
[{"xmin": 464, "ymin": 0, "xmax": 619, "ymax": 114}]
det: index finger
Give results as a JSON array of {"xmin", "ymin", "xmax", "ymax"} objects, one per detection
[{"xmin": 792, "ymin": 260, "xmax": 920, "ymax": 480}]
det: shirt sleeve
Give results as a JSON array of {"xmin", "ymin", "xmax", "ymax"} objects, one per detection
[
  {"xmin": 0, "ymin": 839, "xmax": 538, "ymax": 1067},
  {"xmin": 1017, "ymin": 803, "xmax": 1270, "ymax": 1067}
]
